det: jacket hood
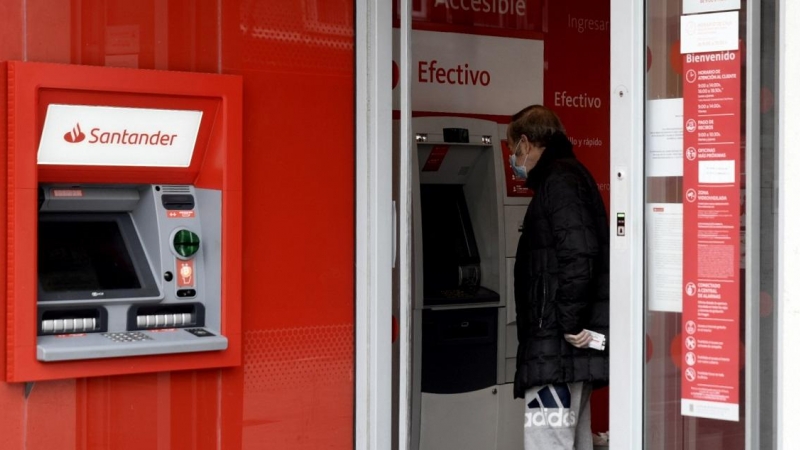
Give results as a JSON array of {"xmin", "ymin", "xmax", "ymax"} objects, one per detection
[{"xmin": 525, "ymin": 132, "xmax": 576, "ymax": 190}]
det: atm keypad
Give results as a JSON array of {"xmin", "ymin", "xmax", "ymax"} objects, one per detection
[{"xmin": 102, "ymin": 332, "xmax": 153, "ymax": 343}]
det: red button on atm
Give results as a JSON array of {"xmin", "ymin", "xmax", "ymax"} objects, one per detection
[{"xmin": 177, "ymin": 259, "xmax": 196, "ymax": 288}]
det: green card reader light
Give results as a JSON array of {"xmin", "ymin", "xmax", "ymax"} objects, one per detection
[{"xmin": 173, "ymin": 229, "xmax": 200, "ymax": 258}]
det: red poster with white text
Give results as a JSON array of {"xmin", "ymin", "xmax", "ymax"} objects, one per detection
[
  {"xmin": 543, "ymin": 0, "xmax": 611, "ymax": 210},
  {"xmin": 421, "ymin": 145, "xmax": 450, "ymax": 172},
  {"xmin": 501, "ymin": 140, "xmax": 533, "ymax": 197},
  {"xmin": 681, "ymin": 49, "xmax": 741, "ymax": 422}
]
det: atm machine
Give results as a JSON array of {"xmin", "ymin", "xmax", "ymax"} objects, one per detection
[
  {"xmin": 410, "ymin": 117, "xmax": 526, "ymax": 450},
  {"xmin": 3, "ymin": 61, "xmax": 241, "ymax": 382}
]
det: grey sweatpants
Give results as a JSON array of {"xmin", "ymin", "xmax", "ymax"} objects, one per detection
[{"xmin": 523, "ymin": 382, "xmax": 593, "ymax": 450}]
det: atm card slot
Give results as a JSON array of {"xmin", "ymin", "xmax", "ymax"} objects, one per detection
[
  {"xmin": 129, "ymin": 303, "xmax": 205, "ymax": 330},
  {"xmin": 161, "ymin": 194, "xmax": 195, "ymax": 210},
  {"xmin": 38, "ymin": 308, "xmax": 106, "ymax": 335}
]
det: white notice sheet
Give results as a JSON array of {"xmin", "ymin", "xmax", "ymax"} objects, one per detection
[
  {"xmin": 647, "ymin": 203, "xmax": 684, "ymax": 312},
  {"xmin": 647, "ymin": 99, "xmax": 684, "ymax": 177},
  {"xmin": 683, "ymin": 0, "xmax": 741, "ymax": 14},
  {"xmin": 680, "ymin": 11, "xmax": 739, "ymax": 54}
]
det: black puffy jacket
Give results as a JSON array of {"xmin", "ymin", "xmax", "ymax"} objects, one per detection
[{"xmin": 513, "ymin": 133, "xmax": 610, "ymax": 399}]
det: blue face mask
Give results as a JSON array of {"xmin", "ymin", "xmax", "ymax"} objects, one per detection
[{"xmin": 509, "ymin": 140, "xmax": 528, "ymax": 179}]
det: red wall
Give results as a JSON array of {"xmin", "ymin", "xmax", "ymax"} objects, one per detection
[{"xmin": 0, "ymin": 0, "xmax": 354, "ymax": 448}]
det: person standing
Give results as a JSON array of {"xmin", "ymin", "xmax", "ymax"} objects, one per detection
[{"xmin": 508, "ymin": 105, "xmax": 610, "ymax": 450}]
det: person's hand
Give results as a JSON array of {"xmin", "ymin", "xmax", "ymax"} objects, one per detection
[{"xmin": 564, "ymin": 330, "xmax": 592, "ymax": 349}]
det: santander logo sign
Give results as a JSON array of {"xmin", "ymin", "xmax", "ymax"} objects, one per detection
[
  {"xmin": 39, "ymin": 104, "xmax": 202, "ymax": 168},
  {"xmin": 62, "ymin": 121, "xmax": 179, "ymax": 146},
  {"xmin": 433, "ymin": 0, "xmax": 527, "ymax": 17},
  {"xmin": 64, "ymin": 123, "xmax": 86, "ymax": 143}
]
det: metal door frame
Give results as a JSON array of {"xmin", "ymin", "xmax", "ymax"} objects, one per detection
[
  {"xmin": 777, "ymin": 0, "xmax": 800, "ymax": 448},
  {"xmin": 355, "ymin": 0, "xmax": 394, "ymax": 448},
  {"xmin": 609, "ymin": 0, "xmax": 646, "ymax": 448}
]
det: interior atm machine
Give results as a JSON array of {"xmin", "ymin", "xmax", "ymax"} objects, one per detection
[{"xmin": 411, "ymin": 117, "xmax": 527, "ymax": 450}]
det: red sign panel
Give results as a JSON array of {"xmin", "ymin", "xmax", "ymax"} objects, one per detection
[
  {"xmin": 681, "ymin": 50, "xmax": 741, "ymax": 422},
  {"xmin": 177, "ymin": 258, "xmax": 196, "ymax": 288},
  {"xmin": 421, "ymin": 145, "xmax": 450, "ymax": 172},
  {"xmin": 500, "ymin": 139, "xmax": 533, "ymax": 197},
  {"xmin": 393, "ymin": 0, "xmax": 544, "ymax": 39},
  {"xmin": 52, "ymin": 189, "xmax": 84, "ymax": 197},
  {"xmin": 543, "ymin": 0, "xmax": 611, "ymax": 210},
  {"xmin": 167, "ymin": 210, "xmax": 196, "ymax": 219}
]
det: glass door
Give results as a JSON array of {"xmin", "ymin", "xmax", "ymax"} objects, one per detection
[
  {"xmin": 644, "ymin": 0, "xmax": 747, "ymax": 446},
  {"xmin": 610, "ymin": 0, "xmax": 778, "ymax": 447}
]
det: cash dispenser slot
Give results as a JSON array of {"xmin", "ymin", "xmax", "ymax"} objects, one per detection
[
  {"xmin": 129, "ymin": 303, "xmax": 204, "ymax": 330},
  {"xmin": 38, "ymin": 307, "xmax": 107, "ymax": 336}
]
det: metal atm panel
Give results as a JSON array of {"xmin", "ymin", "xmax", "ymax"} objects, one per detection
[{"xmin": 35, "ymin": 184, "xmax": 227, "ymax": 362}]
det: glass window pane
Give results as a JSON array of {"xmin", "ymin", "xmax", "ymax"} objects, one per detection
[{"xmin": 644, "ymin": 0, "xmax": 778, "ymax": 448}]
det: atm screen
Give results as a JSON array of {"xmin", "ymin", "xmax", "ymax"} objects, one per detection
[
  {"xmin": 420, "ymin": 184, "xmax": 480, "ymax": 293},
  {"xmin": 38, "ymin": 213, "xmax": 159, "ymax": 301}
]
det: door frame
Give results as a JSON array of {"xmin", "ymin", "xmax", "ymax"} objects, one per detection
[
  {"xmin": 608, "ymin": 0, "xmax": 646, "ymax": 447},
  {"xmin": 778, "ymin": 0, "xmax": 800, "ymax": 448},
  {"xmin": 355, "ymin": 0, "xmax": 394, "ymax": 449}
]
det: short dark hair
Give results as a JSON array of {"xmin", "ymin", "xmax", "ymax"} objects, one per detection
[{"xmin": 508, "ymin": 105, "xmax": 566, "ymax": 147}]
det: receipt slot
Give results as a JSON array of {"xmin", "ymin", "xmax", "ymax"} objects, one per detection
[{"xmin": 3, "ymin": 61, "xmax": 242, "ymax": 381}]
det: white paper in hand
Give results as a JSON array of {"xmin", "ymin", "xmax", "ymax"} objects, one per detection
[{"xmin": 586, "ymin": 330, "xmax": 606, "ymax": 351}]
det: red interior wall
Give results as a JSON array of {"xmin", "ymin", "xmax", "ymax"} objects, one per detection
[{"xmin": 0, "ymin": 1, "xmax": 354, "ymax": 448}]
